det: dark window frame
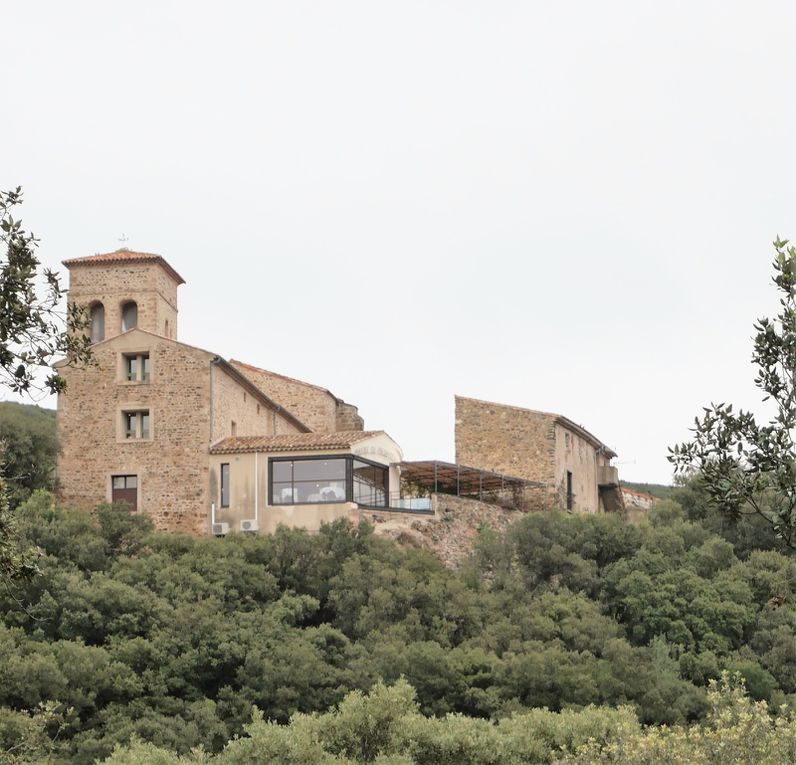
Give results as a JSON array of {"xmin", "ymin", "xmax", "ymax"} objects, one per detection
[
  {"xmin": 268, "ymin": 454, "xmax": 389, "ymax": 508},
  {"xmin": 566, "ymin": 470, "xmax": 574, "ymax": 511}
]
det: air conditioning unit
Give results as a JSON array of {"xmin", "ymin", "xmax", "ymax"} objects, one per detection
[
  {"xmin": 212, "ymin": 522, "xmax": 229, "ymax": 536},
  {"xmin": 240, "ymin": 519, "xmax": 259, "ymax": 533}
]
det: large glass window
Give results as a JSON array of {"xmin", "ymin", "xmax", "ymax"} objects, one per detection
[
  {"xmin": 353, "ymin": 459, "xmax": 387, "ymax": 507},
  {"xmin": 270, "ymin": 456, "xmax": 388, "ymax": 507},
  {"xmin": 271, "ymin": 457, "xmax": 347, "ymax": 504}
]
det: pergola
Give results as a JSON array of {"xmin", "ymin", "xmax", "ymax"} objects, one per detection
[{"xmin": 399, "ymin": 460, "xmax": 548, "ymax": 500}]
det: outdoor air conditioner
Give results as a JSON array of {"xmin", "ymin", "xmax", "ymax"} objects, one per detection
[
  {"xmin": 212, "ymin": 522, "xmax": 230, "ymax": 537},
  {"xmin": 240, "ymin": 519, "xmax": 259, "ymax": 533}
]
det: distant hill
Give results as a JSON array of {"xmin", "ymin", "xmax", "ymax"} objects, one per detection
[
  {"xmin": 621, "ymin": 481, "xmax": 675, "ymax": 500},
  {"xmin": 0, "ymin": 401, "xmax": 57, "ymax": 507}
]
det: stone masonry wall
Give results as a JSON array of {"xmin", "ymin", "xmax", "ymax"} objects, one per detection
[
  {"xmin": 230, "ymin": 361, "xmax": 345, "ymax": 433},
  {"xmin": 335, "ymin": 402, "xmax": 365, "ymax": 431},
  {"xmin": 455, "ymin": 396, "xmax": 557, "ymax": 504},
  {"xmin": 57, "ymin": 332, "xmax": 213, "ymax": 534},
  {"xmin": 210, "ymin": 364, "xmax": 301, "ymax": 444},
  {"xmin": 67, "ymin": 262, "xmax": 179, "ymax": 341}
]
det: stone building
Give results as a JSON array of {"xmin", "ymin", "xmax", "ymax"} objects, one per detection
[
  {"xmin": 56, "ymin": 248, "xmax": 625, "ymax": 537},
  {"xmin": 55, "ymin": 249, "xmax": 399, "ymax": 535},
  {"xmin": 454, "ymin": 395, "xmax": 622, "ymax": 513}
]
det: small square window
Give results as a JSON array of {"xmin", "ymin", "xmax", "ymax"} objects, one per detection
[
  {"xmin": 123, "ymin": 410, "xmax": 151, "ymax": 440},
  {"xmin": 123, "ymin": 353, "xmax": 151, "ymax": 383}
]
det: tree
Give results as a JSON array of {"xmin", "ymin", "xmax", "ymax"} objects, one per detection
[
  {"xmin": 0, "ymin": 186, "xmax": 92, "ymax": 582},
  {"xmin": 0, "ymin": 403, "xmax": 57, "ymax": 510},
  {"xmin": 0, "ymin": 187, "xmax": 92, "ymax": 397},
  {"xmin": 669, "ymin": 237, "xmax": 796, "ymax": 548}
]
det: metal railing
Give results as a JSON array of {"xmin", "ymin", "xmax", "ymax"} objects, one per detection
[{"xmin": 355, "ymin": 490, "xmax": 434, "ymax": 514}]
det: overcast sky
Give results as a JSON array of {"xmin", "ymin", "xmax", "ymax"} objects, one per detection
[{"xmin": 3, "ymin": 1, "xmax": 795, "ymax": 483}]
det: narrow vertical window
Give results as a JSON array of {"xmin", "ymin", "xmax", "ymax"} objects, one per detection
[
  {"xmin": 220, "ymin": 463, "xmax": 230, "ymax": 507},
  {"xmin": 121, "ymin": 301, "xmax": 138, "ymax": 331},
  {"xmin": 231, "ymin": 421, "xmax": 237, "ymax": 436},
  {"xmin": 90, "ymin": 303, "xmax": 105, "ymax": 343},
  {"xmin": 566, "ymin": 471, "xmax": 574, "ymax": 511}
]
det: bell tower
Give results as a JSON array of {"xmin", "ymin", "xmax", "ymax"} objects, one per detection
[{"xmin": 62, "ymin": 249, "xmax": 185, "ymax": 342}]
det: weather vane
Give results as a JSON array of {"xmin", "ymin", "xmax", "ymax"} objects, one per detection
[{"xmin": 118, "ymin": 233, "xmax": 130, "ymax": 248}]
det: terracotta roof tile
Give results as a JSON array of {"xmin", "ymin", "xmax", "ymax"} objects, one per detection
[
  {"xmin": 210, "ymin": 430, "xmax": 383, "ymax": 454},
  {"xmin": 62, "ymin": 249, "xmax": 185, "ymax": 285}
]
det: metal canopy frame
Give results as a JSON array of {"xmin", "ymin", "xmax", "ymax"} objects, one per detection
[{"xmin": 399, "ymin": 460, "xmax": 548, "ymax": 500}]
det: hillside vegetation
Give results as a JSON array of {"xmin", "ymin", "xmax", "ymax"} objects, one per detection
[
  {"xmin": 0, "ymin": 402, "xmax": 57, "ymax": 509},
  {"xmin": 0, "ymin": 481, "xmax": 794, "ymax": 763}
]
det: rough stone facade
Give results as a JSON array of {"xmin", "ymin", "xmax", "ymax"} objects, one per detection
[
  {"xmin": 230, "ymin": 360, "xmax": 364, "ymax": 433},
  {"xmin": 454, "ymin": 395, "xmax": 619, "ymax": 514},
  {"xmin": 56, "ymin": 251, "xmax": 359, "ymax": 534},
  {"xmin": 65, "ymin": 256, "xmax": 180, "ymax": 340}
]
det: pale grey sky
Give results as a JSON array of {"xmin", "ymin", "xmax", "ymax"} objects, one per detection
[{"xmin": 3, "ymin": 1, "xmax": 795, "ymax": 483}]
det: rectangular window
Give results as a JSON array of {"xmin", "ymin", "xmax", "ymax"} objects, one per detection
[
  {"xmin": 123, "ymin": 410, "xmax": 151, "ymax": 440},
  {"xmin": 270, "ymin": 456, "xmax": 388, "ymax": 507},
  {"xmin": 220, "ymin": 463, "xmax": 230, "ymax": 507},
  {"xmin": 271, "ymin": 457, "xmax": 347, "ymax": 505},
  {"xmin": 111, "ymin": 474, "xmax": 138, "ymax": 508},
  {"xmin": 123, "ymin": 353, "xmax": 150, "ymax": 382}
]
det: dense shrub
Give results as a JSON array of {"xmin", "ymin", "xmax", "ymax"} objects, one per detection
[{"xmin": 1, "ymin": 489, "xmax": 794, "ymax": 762}]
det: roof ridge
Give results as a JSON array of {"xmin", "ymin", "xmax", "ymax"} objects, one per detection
[
  {"xmin": 209, "ymin": 430, "xmax": 387, "ymax": 455},
  {"xmin": 229, "ymin": 359, "xmax": 338, "ymax": 398},
  {"xmin": 62, "ymin": 250, "xmax": 185, "ymax": 285},
  {"xmin": 455, "ymin": 394, "xmax": 616, "ymax": 457},
  {"xmin": 455, "ymin": 394, "xmax": 557, "ymax": 420}
]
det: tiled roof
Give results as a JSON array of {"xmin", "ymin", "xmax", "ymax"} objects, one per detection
[
  {"xmin": 62, "ymin": 249, "xmax": 185, "ymax": 285},
  {"xmin": 210, "ymin": 430, "xmax": 383, "ymax": 454}
]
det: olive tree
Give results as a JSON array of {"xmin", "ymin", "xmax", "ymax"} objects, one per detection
[
  {"xmin": 0, "ymin": 186, "xmax": 92, "ymax": 581},
  {"xmin": 669, "ymin": 237, "xmax": 796, "ymax": 548},
  {"xmin": 0, "ymin": 187, "xmax": 92, "ymax": 396}
]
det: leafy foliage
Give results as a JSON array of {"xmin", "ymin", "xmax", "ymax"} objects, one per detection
[
  {"xmin": 0, "ymin": 402, "xmax": 57, "ymax": 509},
  {"xmin": 0, "ymin": 493, "xmax": 794, "ymax": 762},
  {"xmin": 670, "ymin": 236, "xmax": 796, "ymax": 546},
  {"xmin": 0, "ymin": 187, "xmax": 92, "ymax": 397}
]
